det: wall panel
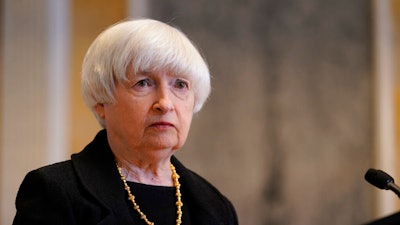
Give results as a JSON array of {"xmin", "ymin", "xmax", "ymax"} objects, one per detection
[{"xmin": 70, "ymin": 0, "xmax": 126, "ymax": 153}]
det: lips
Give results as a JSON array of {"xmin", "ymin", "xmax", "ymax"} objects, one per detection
[{"xmin": 150, "ymin": 121, "xmax": 175, "ymax": 128}]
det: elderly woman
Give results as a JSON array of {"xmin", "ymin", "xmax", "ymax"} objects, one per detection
[{"xmin": 13, "ymin": 19, "xmax": 238, "ymax": 225}]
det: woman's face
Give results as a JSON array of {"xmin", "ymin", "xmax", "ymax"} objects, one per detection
[{"xmin": 95, "ymin": 68, "xmax": 195, "ymax": 155}]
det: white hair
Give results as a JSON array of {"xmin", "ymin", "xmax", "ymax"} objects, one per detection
[{"xmin": 81, "ymin": 19, "xmax": 211, "ymax": 127}]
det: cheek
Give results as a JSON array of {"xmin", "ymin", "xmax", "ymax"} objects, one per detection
[
  {"xmin": 185, "ymin": 94, "xmax": 196, "ymax": 113},
  {"xmin": 180, "ymin": 107, "xmax": 194, "ymax": 134},
  {"xmin": 102, "ymin": 102, "xmax": 133, "ymax": 127}
]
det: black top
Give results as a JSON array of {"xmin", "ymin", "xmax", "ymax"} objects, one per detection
[{"xmin": 126, "ymin": 181, "xmax": 191, "ymax": 225}]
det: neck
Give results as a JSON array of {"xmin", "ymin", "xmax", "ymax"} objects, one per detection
[{"xmin": 115, "ymin": 155, "xmax": 173, "ymax": 186}]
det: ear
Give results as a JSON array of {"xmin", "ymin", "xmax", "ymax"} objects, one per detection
[{"xmin": 94, "ymin": 103, "xmax": 105, "ymax": 119}]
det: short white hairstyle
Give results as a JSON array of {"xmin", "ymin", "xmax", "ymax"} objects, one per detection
[{"xmin": 81, "ymin": 19, "xmax": 211, "ymax": 127}]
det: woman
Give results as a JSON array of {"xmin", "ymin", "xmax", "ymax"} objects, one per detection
[{"xmin": 13, "ymin": 19, "xmax": 238, "ymax": 225}]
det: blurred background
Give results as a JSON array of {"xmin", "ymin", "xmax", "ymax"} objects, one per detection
[{"xmin": 1, "ymin": 0, "xmax": 400, "ymax": 224}]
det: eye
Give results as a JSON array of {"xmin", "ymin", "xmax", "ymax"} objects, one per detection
[
  {"xmin": 135, "ymin": 79, "xmax": 152, "ymax": 88},
  {"xmin": 174, "ymin": 79, "xmax": 189, "ymax": 90}
]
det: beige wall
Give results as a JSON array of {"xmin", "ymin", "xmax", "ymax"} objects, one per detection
[
  {"xmin": 1, "ymin": 0, "xmax": 400, "ymax": 225},
  {"xmin": 1, "ymin": 1, "xmax": 71, "ymax": 224},
  {"xmin": 69, "ymin": 0, "xmax": 127, "ymax": 153}
]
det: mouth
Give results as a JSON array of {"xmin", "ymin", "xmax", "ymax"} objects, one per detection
[{"xmin": 150, "ymin": 121, "xmax": 175, "ymax": 129}]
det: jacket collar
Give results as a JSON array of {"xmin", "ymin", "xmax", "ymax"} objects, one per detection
[{"xmin": 71, "ymin": 129, "xmax": 132, "ymax": 224}]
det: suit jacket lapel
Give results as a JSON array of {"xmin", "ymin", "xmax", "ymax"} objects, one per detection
[{"xmin": 71, "ymin": 130, "xmax": 133, "ymax": 224}]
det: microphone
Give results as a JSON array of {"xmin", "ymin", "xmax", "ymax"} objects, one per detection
[{"xmin": 365, "ymin": 168, "xmax": 400, "ymax": 198}]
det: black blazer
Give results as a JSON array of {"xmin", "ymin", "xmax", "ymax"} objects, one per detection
[{"xmin": 13, "ymin": 130, "xmax": 238, "ymax": 225}]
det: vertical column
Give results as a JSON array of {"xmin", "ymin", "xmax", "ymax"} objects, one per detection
[
  {"xmin": 46, "ymin": 0, "xmax": 71, "ymax": 164},
  {"xmin": 372, "ymin": 0, "xmax": 398, "ymax": 217},
  {"xmin": 0, "ymin": 0, "xmax": 70, "ymax": 224}
]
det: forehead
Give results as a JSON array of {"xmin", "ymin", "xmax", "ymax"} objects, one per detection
[{"xmin": 126, "ymin": 65, "xmax": 191, "ymax": 80}]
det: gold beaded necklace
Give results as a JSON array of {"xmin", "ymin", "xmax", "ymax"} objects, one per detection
[{"xmin": 116, "ymin": 162, "xmax": 183, "ymax": 225}]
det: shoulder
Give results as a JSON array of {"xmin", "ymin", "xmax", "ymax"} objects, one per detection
[
  {"xmin": 14, "ymin": 159, "xmax": 111, "ymax": 224},
  {"xmin": 14, "ymin": 161, "xmax": 80, "ymax": 224},
  {"xmin": 180, "ymin": 165, "xmax": 234, "ymax": 207},
  {"xmin": 22, "ymin": 160, "xmax": 74, "ymax": 186},
  {"xmin": 24, "ymin": 160, "xmax": 77, "ymax": 189},
  {"xmin": 16, "ymin": 160, "xmax": 79, "ymax": 205},
  {"xmin": 33, "ymin": 160, "xmax": 73, "ymax": 175},
  {"xmin": 172, "ymin": 156, "xmax": 226, "ymax": 199}
]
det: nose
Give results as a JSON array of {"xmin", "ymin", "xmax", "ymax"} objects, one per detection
[{"xmin": 152, "ymin": 86, "xmax": 174, "ymax": 112}]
